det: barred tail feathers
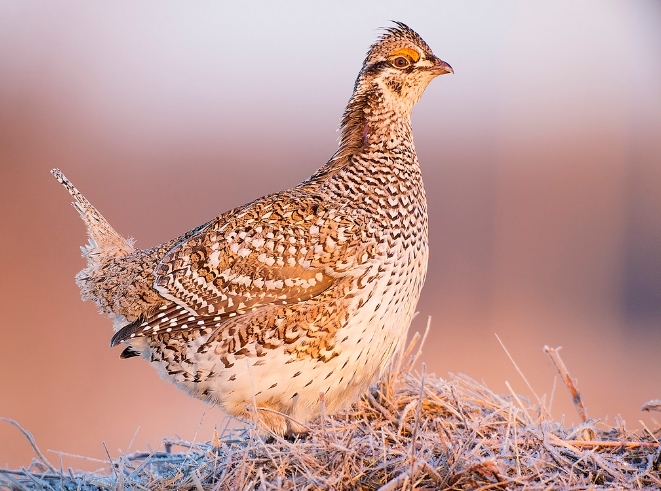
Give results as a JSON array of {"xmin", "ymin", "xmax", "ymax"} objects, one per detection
[{"xmin": 51, "ymin": 169, "xmax": 135, "ymax": 263}]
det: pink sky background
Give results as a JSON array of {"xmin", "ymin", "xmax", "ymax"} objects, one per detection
[{"xmin": 1, "ymin": 1, "xmax": 660, "ymax": 470}]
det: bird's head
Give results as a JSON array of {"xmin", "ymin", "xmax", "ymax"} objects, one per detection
[
  {"xmin": 355, "ymin": 22, "xmax": 452, "ymax": 112},
  {"xmin": 309, "ymin": 22, "xmax": 453, "ymax": 171}
]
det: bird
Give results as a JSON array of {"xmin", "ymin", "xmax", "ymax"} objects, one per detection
[{"xmin": 52, "ymin": 22, "xmax": 452, "ymax": 435}]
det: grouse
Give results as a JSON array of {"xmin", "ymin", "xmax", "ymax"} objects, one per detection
[{"xmin": 52, "ymin": 22, "xmax": 452, "ymax": 435}]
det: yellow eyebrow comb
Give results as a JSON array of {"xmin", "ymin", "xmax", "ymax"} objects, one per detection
[{"xmin": 389, "ymin": 48, "xmax": 420, "ymax": 62}]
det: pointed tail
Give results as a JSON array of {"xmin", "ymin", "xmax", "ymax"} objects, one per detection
[{"xmin": 51, "ymin": 169, "xmax": 134, "ymax": 261}]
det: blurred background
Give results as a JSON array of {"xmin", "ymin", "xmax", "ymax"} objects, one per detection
[{"xmin": 1, "ymin": 0, "xmax": 660, "ymax": 471}]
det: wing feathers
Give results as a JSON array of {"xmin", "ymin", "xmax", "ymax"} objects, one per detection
[
  {"xmin": 155, "ymin": 194, "xmax": 361, "ymax": 316},
  {"xmin": 112, "ymin": 192, "xmax": 368, "ymax": 346}
]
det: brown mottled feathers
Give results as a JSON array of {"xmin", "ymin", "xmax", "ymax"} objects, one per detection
[{"xmin": 111, "ymin": 192, "xmax": 372, "ymax": 346}]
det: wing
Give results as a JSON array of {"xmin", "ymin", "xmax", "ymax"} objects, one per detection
[{"xmin": 111, "ymin": 191, "xmax": 371, "ymax": 346}]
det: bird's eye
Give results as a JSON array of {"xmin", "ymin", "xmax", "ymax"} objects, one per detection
[
  {"xmin": 392, "ymin": 56, "xmax": 410, "ymax": 68},
  {"xmin": 388, "ymin": 48, "xmax": 420, "ymax": 68}
]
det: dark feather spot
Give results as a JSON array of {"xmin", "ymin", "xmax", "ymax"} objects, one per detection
[
  {"xmin": 120, "ymin": 346, "xmax": 140, "ymax": 359},
  {"xmin": 386, "ymin": 79, "xmax": 402, "ymax": 95}
]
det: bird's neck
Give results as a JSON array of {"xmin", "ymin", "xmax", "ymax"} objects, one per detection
[
  {"xmin": 300, "ymin": 85, "xmax": 427, "ymax": 226},
  {"xmin": 303, "ymin": 85, "xmax": 417, "ymax": 188},
  {"xmin": 339, "ymin": 84, "xmax": 416, "ymax": 156}
]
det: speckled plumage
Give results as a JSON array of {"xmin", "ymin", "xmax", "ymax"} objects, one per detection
[{"xmin": 52, "ymin": 22, "xmax": 452, "ymax": 435}]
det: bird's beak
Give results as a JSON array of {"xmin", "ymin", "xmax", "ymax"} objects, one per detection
[{"xmin": 430, "ymin": 57, "xmax": 453, "ymax": 76}]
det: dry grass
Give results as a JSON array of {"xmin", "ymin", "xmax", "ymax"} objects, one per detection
[{"xmin": 2, "ymin": 332, "xmax": 660, "ymax": 490}]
